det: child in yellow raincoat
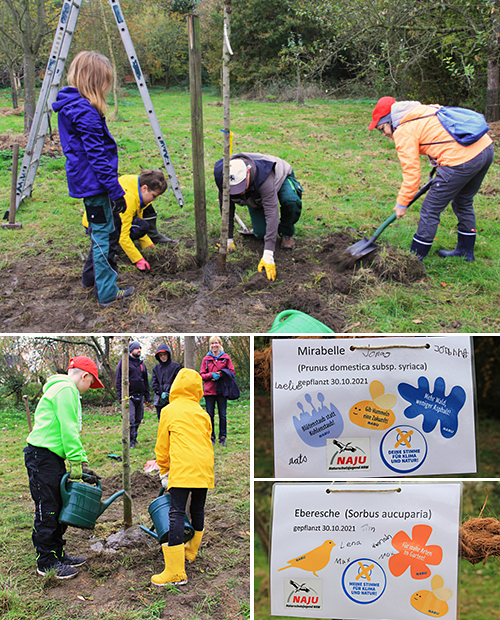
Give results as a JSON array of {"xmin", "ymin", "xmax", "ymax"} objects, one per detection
[{"xmin": 152, "ymin": 368, "xmax": 215, "ymax": 586}]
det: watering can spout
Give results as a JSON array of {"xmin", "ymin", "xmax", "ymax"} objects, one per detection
[
  {"xmin": 139, "ymin": 524, "xmax": 159, "ymax": 540},
  {"xmin": 99, "ymin": 489, "xmax": 126, "ymax": 517}
]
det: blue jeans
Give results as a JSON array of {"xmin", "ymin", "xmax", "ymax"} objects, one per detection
[
  {"xmin": 416, "ymin": 144, "xmax": 494, "ymax": 242},
  {"xmin": 83, "ymin": 194, "xmax": 119, "ymax": 304},
  {"xmin": 204, "ymin": 394, "xmax": 227, "ymax": 440},
  {"xmin": 169, "ymin": 487, "xmax": 207, "ymax": 546}
]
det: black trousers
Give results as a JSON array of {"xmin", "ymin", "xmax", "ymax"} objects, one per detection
[
  {"xmin": 23, "ymin": 444, "xmax": 67, "ymax": 568},
  {"xmin": 169, "ymin": 487, "xmax": 207, "ymax": 546}
]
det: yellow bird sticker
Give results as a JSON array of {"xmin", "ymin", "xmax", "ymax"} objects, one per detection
[{"xmin": 278, "ymin": 540, "xmax": 336, "ymax": 577}]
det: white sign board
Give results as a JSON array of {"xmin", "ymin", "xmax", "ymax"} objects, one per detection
[
  {"xmin": 270, "ymin": 482, "xmax": 461, "ymax": 620},
  {"xmin": 272, "ymin": 336, "xmax": 476, "ymax": 477}
]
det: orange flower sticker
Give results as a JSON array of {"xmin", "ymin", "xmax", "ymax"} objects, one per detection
[{"xmin": 389, "ymin": 524, "xmax": 443, "ymax": 580}]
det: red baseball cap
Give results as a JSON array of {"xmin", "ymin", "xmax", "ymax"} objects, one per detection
[
  {"xmin": 68, "ymin": 356, "xmax": 104, "ymax": 389},
  {"xmin": 368, "ymin": 96, "xmax": 396, "ymax": 130}
]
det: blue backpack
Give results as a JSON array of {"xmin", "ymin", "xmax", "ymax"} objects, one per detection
[{"xmin": 401, "ymin": 105, "xmax": 490, "ymax": 146}]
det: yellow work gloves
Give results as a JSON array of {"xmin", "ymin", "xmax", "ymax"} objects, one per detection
[
  {"xmin": 215, "ymin": 238, "xmax": 236, "ymax": 252},
  {"xmin": 258, "ymin": 249, "xmax": 276, "ymax": 281}
]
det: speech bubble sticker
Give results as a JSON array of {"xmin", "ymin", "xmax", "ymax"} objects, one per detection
[
  {"xmin": 398, "ymin": 377, "xmax": 466, "ymax": 439},
  {"xmin": 293, "ymin": 392, "xmax": 344, "ymax": 447}
]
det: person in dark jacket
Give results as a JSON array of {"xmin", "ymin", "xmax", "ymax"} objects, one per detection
[
  {"xmin": 213, "ymin": 152, "xmax": 303, "ymax": 281},
  {"xmin": 52, "ymin": 51, "xmax": 134, "ymax": 307},
  {"xmin": 115, "ymin": 341, "xmax": 150, "ymax": 448},
  {"xmin": 151, "ymin": 344, "xmax": 182, "ymax": 420},
  {"xmin": 200, "ymin": 336, "xmax": 236, "ymax": 447}
]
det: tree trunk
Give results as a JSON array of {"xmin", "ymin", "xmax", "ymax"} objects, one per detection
[
  {"xmin": 121, "ymin": 338, "xmax": 132, "ymax": 528},
  {"xmin": 165, "ymin": 68, "xmax": 170, "ymax": 90},
  {"xmin": 9, "ymin": 67, "xmax": 18, "ymax": 109},
  {"xmin": 486, "ymin": 55, "xmax": 499, "ymax": 122},
  {"xmin": 23, "ymin": 51, "xmax": 36, "ymax": 134},
  {"xmin": 218, "ymin": 0, "xmax": 232, "ymax": 274},
  {"xmin": 184, "ymin": 337, "xmax": 196, "ymax": 370},
  {"xmin": 99, "ymin": 0, "xmax": 119, "ymax": 120}
]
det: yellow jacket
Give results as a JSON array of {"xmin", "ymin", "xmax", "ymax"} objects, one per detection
[
  {"xmin": 81, "ymin": 174, "xmax": 153, "ymax": 264},
  {"xmin": 393, "ymin": 105, "xmax": 492, "ymax": 206},
  {"xmin": 155, "ymin": 368, "xmax": 215, "ymax": 490}
]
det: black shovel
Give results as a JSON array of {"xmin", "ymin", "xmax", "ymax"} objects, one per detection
[{"xmin": 345, "ymin": 170, "xmax": 436, "ymax": 259}]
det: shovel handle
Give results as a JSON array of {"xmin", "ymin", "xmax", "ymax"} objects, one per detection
[{"xmin": 368, "ymin": 173, "xmax": 436, "ymax": 245}]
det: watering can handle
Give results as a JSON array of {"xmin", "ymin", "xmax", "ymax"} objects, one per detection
[
  {"xmin": 60, "ymin": 472, "xmax": 101, "ymax": 503},
  {"xmin": 273, "ymin": 309, "xmax": 300, "ymax": 324}
]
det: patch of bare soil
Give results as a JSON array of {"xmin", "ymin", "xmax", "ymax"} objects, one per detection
[
  {"xmin": 0, "ymin": 232, "xmax": 427, "ymax": 333},
  {"xmin": 0, "ymin": 130, "xmax": 63, "ymax": 156},
  {"xmin": 43, "ymin": 471, "xmax": 249, "ymax": 619}
]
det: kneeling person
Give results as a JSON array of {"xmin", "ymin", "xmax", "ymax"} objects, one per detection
[{"xmin": 213, "ymin": 152, "xmax": 303, "ymax": 280}]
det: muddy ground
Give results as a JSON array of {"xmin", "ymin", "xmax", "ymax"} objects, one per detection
[
  {"xmin": 40, "ymin": 470, "xmax": 249, "ymax": 619},
  {"xmin": 0, "ymin": 128, "xmax": 433, "ymax": 333},
  {"xmin": 1, "ymin": 229, "xmax": 428, "ymax": 333}
]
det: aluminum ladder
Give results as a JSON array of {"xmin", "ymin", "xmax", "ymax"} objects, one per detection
[{"xmin": 16, "ymin": 0, "xmax": 184, "ymax": 210}]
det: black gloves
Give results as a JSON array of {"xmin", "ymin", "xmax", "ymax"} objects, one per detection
[{"xmin": 112, "ymin": 196, "xmax": 127, "ymax": 214}]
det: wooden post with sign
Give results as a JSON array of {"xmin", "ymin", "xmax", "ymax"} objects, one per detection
[{"xmin": 121, "ymin": 337, "xmax": 132, "ymax": 527}]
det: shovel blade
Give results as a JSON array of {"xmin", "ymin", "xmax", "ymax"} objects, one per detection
[{"xmin": 345, "ymin": 237, "xmax": 378, "ymax": 258}]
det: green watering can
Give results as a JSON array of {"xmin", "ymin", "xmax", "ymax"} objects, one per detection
[
  {"xmin": 269, "ymin": 309, "xmax": 335, "ymax": 334},
  {"xmin": 139, "ymin": 487, "xmax": 194, "ymax": 544},
  {"xmin": 59, "ymin": 473, "xmax": 125, "ymax": 530}
]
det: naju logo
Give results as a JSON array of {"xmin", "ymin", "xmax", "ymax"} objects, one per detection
[
  {"xmin": 327, "ymin": 437, "xmax": 371, "ymax": 471},
  {"xmin": 284, "ymin": 579, "xmax": 322, "ymax": 610}
]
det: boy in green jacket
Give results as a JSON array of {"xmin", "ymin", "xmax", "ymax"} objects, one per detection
[{"xmin": 23, "ymin": 356, "xmax": 103, "ymax": 579}]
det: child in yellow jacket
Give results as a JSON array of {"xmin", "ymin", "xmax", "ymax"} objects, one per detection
[
  {"xmin": 152, "ymin": 368, "xmax": 215, "ymax": 586},
  {"xmin": 81, "ymin": 169, "xmax": 167, "ymax": 281}
]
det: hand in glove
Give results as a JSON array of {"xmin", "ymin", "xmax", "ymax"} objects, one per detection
[
  {"xmin": 211, "ymin": 372, "xmax": 221, "ymax": 380},
  {"xmin": 161, "ymin": 392, "xmax": 168, "ymax": 399},
  {"xmin": 159, "ymin": 472, "xmax": 169, "ymax": 489},
  {"xmin": 215, "ymin": 238, "xmax": 236, "ymax": 252},
  {"xmin": 136, "ymin": 258, "xmax": 151, "ymax": 271},
  {"xmin": 112, "ymin": 196, "xmax": 127, "ymax": 214},
  {"xmin": 69, "ymin": 461, "xmax": 83, "ymax": 480},
  {"xmin": 82, "ymin": 462, "xmax": 101, "ymax": 485},
  {"xmin": 258, "ymin": 249, "xmax": 276, "ymax": 281}
]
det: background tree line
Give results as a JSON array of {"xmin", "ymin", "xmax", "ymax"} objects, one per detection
[
  {"xmin": 1, "ymin": 0, "xmax": 498, "ymax": 131},
  {"xmin": 0, "ymin": 335, "xmax": 250, "ymax": 408}
]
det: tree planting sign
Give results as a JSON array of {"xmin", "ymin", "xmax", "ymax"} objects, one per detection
[
  {"xmin": 270, "ymin": 482, "xmax": 461, "ymax": 620},
  {"xmin": 272, "ymin": 336, "xmax": 476, "ymax": 477}
]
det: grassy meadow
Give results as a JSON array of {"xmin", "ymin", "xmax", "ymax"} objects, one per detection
[
  {"xmin": 0, "ymin": 393, "xmax": 250, "ymax": 619},
  {"xmin": 0, "ymin": 86, "xmax": 499, "ymax": 332}
]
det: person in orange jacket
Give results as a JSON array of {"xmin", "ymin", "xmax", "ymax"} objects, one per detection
[
  {"xmin": 152, "ymin": 368, "xmax": 214, "ymax": 586},
  {"xmin": 369, "ymin": 97, "xmax": 494, "ymax": 261}
]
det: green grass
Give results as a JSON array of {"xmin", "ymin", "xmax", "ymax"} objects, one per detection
[{"xmin": 1, "ymin": 87, "xmax": 499, "ymax": 331}]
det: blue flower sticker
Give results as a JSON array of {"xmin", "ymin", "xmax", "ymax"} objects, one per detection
[
  {"xmin": 293, "ymin": 392, "xmax": 344, "ymax": 447},
  {"xmin": 397, "ymin": 376, "xmax": 466, "ymax": 438}
]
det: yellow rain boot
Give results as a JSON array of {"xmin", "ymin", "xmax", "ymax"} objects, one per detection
[
  {"xmin": 185, "ymin": 530, "xmax": 204, "ymax": 563},
  {"xmin": 151, "ymin": 543, "xmax": 187, "ymax": 586}
]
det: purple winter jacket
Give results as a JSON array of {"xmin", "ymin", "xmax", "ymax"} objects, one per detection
[{"xmin": 52, "ymin": 87, "xmax": 124, "ymax": 201}]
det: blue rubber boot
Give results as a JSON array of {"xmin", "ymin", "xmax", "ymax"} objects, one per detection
[
  {"xmin": 438, "ymin": 230, "xmax": 476, "ymax": 262},
  {"xmin": 410, "ymin": 235, "xmax": 432, "ymax": 261}
]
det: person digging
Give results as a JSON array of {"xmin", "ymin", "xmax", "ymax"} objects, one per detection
[
  {"xmin": 369, "ymin": 97, "xmax": 494, "ymax": 261},
  {"xmin": 152, "ymin": 368, "xmax": 214, "ymax": 586},
  {"xmin": 213, "ymin": 152, "xmax": 303, "ymax": 280}
]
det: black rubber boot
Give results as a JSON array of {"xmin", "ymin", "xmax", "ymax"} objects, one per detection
[
  {"xmin": 438, "ymin": 230, "xmax": 476, "ymax": 262},
  {"xmin": 142, "ymin": 205, "xmax": 171, "ymax": 244},
  {"xmin": 410, "ymin": 235, "xmax": 432, "ymax": 261}
]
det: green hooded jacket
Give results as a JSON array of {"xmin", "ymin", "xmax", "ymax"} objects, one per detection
[{"xmin": 26, "ymin": 374, "xmax": 88, "ymax": 463}]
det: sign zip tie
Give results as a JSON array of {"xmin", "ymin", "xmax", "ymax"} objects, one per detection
[
  {"xmin": 350, "ymin": 344, "xmax": 430, "ymax": 351},
  {"xmin": 326, "ymin": 487, "xmax": 402, "ymax": 494}
]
